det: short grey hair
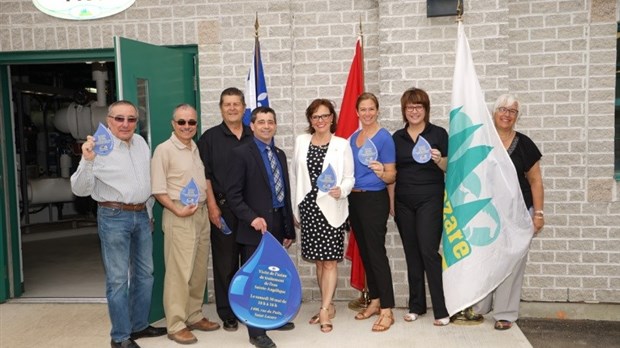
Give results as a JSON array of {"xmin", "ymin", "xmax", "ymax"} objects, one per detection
[
  {"xmin": 493, "ymin": 94, "xmax": 520, "ymax": 114},
  {"xmin": 172, "ymin": 103, "xmax": 196, "ymax": 120}
]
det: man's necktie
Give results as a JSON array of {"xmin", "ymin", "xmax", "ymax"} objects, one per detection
[{"xmin": 266, "ymin": 146, "xmax": 285, "ymax": 203}]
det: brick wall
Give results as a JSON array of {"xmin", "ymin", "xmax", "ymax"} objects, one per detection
[{"xmin": 0, "ymin": 0, "xmax": 618, "ymax": 306}]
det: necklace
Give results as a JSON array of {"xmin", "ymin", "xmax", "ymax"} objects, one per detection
[
  {"xmin": 499, "ymin": 130, "xmax": 515, "ymax": 149},
  {"xmin": 360, "ymin": 125, "xmax": 380, "ymax": 140},
  {"xmin": 499, "ymin": 130, "xmax": 515, "ymax": 141},
  {"xmin": 311, "ymin": 133, "xmax": 331, "ymax": 146}
]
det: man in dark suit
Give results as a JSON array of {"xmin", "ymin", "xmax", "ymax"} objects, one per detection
[{"xmin": 226, "ymin": 106, "xmax": 296, "ymax": 348}]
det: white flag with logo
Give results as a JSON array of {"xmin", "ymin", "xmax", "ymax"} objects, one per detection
[{"xmin": 441, "ymin": 21, "xmax": 534, "ymax": 316}]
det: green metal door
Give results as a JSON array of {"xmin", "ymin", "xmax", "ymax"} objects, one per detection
[
  {"xmin": 0, "ymin": 66, "xmax": 20, "ymax": 301},
  {"xmin": 114, "ymin": 36, "xmax": 199, "ymax": 321}
]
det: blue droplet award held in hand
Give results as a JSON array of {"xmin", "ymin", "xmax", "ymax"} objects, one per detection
[
  {"xmin": 357, "ymin": 138, "xmax": 378, "ymax": 166},
  {"xmin": 228, "ymin": 232, "xmax": 302, "ymax": 329},
  {"xmin": 92, "ymin": 123, "xmax": 114, "ymax": 156},
  {"xmin": 412, "ymin": 135, "xmax": 432, "ymax": 163},
  {"xmin": 220, "ymin": 216, "xmax": 232, "ymax": 235},
  {"xmin": 180, "ymin": 178, "xmax": 200, "ymax": 206},
  {"xmin": 317, "ymin": 164, "xmax": 337, "ymax": 192}
]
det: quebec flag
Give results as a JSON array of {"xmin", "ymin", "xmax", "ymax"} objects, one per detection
[
  {"xmin": 243, "ymin": 37, "xmax": 269, "ymax": 125},
  {"xmin": 441, "ymin": 21, "xmax": 533, "ymax": 316}
]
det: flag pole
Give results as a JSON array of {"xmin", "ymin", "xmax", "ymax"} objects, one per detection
[
  {"xmin": 446, "ymin": 0, "xmax": 484, "ymax": 326},
  {"xmin": 347, "ymin": 16, "xmax": 371, "ymax": 312},
  {"xmin": 456, "ymin": 0, "xmax": 463, "ymax": 22},
  {"xmin": 243, "ymin": 12, "xmax": 269, "ymax": 125},
  {"xmin": 254, "ymin": 12, "xmax": 260, "ymax": 85},
  {"xmin": 359, "ymin": 15, "xmax": 365, "ymax": 90}
]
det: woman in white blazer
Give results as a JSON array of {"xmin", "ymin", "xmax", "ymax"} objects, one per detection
[{"xmin": 291, "ymin": 99, "xmax": 354, "ymax": 333}]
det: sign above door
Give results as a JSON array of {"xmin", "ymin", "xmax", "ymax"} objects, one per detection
[{"xmin": 32, "ymin": 0, "xmax": 135, "ymax": 21}]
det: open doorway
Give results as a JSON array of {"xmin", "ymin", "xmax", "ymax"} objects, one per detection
[
  {"xmin": 12, "ymin": 61, "xmax": 117, "ymax": 299},
  {"xmin": 2, "ymin": 41, "xmax": 199, "ymax": 320}
]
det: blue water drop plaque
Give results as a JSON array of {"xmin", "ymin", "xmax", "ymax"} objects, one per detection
[
  {"xmin": 92, "ymin": 123, "xmax": 114, "ymax": 156},
  {"xmin": 412, "ymin": 135, "xmax": 432, "ymax": 163},
  {"xmin": 180, "ymin": 178, "xmax": 200, "ymax": 206},
  {"xmin": 229, "ymin": 232, "xmax": 302, "ymax": 329},
  {"xmin": 357, "ymin": 138, "xmax": 378, "ymax": 166},
  {"xmin": 220, "ymin": 216, "xmax": 232, "ymax": 235},
  {"xmin": 317, "ymin": 164, "xmax": 337, "ymax": 192}
]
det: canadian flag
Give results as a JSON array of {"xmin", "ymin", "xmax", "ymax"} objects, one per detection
[{"xmin": 337, "ymin": 38, "xmax": 365, "ymax": 291}]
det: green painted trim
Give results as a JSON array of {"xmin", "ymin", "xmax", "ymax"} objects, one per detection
[
  {"xmin": 0, "ymin": 66, "xmax": 9, "ymax": 301},
  {"xmin": 0, "ymin": 66, "xmax": 21, "ymax": 301},
  {"xmin": 194, "ymin": 51, "xmax": 202, "ymax": 136},
  {"xmin": 0, "ymin": 44, "xmax": 197, "ymax": 65},
  {"xmin": 616, "ymin": 23, "xmax": 620, "ymax": 180},
  {"xmin": 0, "ymin": 49, "xmax": 115, "ymax": 64}
]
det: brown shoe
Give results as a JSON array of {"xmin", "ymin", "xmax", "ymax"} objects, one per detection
[
  {"xmin": 167, "ymin": 328, "xmax": 197, "ymax": 345},
  {"xmin": 187, "ymin": 318, "xmax": 221, "ymax": 331}
]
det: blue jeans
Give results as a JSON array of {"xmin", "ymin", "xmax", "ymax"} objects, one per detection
[{"xmin": 98, "ymin": 206, "xmax": 154, "ymax": 342}]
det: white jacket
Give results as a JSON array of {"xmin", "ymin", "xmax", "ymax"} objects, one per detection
[{"xmin": 291, "ymin": 133, "xmax": 355, "ymax": 227}]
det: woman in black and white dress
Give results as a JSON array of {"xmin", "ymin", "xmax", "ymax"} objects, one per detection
[{"xmin": 291, "ymin": 99, "xmax": 354, "ymax": 333}]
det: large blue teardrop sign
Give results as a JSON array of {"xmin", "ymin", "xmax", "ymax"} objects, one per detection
[{"xmin": 229, "ymin": 232, "xmax": 302, "ymax": 329}]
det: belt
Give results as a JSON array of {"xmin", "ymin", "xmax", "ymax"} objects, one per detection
[
  {"xmin": 350, "ymin": 189, "xmax": 367, "ymax": 193},
  {"xmin": 98, "ymin": 201, "xmax": 146, "ymax": 211}
]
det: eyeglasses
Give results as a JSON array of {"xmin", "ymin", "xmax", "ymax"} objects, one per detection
[
  {"xmin": 498, "ymin": 107, "xmax": 519, "ymax": 116},
  {"xmin": 175, "ymin": 119, "xmax": 198, "ymax": 126},
  {"xmin": 405, "ymin": 105, "xmax": 425, "ymax": 113},
  {"xmin": 108, "ymin": 116, "xmax": 138, "ymax": 123},
  {"xmin": 310, "ymin": 114, "xmax": 332, "ymax": 121}
]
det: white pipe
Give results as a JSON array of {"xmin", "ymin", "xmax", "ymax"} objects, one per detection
[
  {"xmin": 26, "ymin": 178, "xmax": 74, "ymax": 204},
  {"xmin": 92, "ymin": 69, "xmax": 108, "ymax": 107},
  {"xmin": 60, "ymin": 154, "xmax": 72, "ymax": 178}
]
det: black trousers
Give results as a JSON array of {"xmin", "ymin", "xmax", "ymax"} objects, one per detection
[
  {"xmin": 348, "ymin": 189, "xmax": 395, "ymax": 308},
  {"xmin": 210, "ymin": 203, "xmax": 242, "ymax": 321},
  {"xmin": 241, "ymin": 209, "xmax": 285, "ymax": 338},
  {"xmin": 394, "ymin": 191, "xmax": 448, "ymax": 319}
]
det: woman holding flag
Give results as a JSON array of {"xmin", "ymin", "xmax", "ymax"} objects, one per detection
[
  {"xmin": 389, "ymin": 87, "xmax": 450, "ymax": 326},
  {"xmin": 348, "ymin": 92, "xmax": 397, "ymax": 332},
  {"xmin": 470, "ymin": 93, "xmax": 545, "ymax": 330}
]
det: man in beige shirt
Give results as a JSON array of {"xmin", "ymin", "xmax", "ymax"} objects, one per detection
[{"xmin": 151, "ymin": 104, "xmax": 220, "ymax": 344}]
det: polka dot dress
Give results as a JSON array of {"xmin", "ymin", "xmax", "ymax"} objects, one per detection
[{"xmin": 300, "ymin": 142, "xmax": 346, "ymax": 261}]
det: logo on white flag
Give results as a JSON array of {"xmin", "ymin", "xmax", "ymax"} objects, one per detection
[{"xmin": 441, "ymin": 21, "xmax": 533, "ymax": 316}]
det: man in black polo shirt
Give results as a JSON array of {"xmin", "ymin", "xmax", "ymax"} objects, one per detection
[{"xmin": 197, "ymin": 87, "xmax": 253, "ymax": 332}]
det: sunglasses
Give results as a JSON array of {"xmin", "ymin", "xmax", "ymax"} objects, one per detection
[
  {"xmin": 174, "ymin": 119, "xmax": 198, "ymax": 126},
  {"xmin": 108, "ymin": 116, "xmax": 138, "ymax": 123}
]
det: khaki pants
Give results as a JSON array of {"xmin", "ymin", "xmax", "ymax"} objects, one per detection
[{"xmin": 162, "ymin": 201, "xmax": 210, "ymax": 334}]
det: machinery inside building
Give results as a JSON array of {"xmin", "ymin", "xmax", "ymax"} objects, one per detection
[{"xmin": 11, "ymin": 61, "xmax": 117, "ymax": 298}]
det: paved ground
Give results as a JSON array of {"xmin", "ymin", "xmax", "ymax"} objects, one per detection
[
  {"xmin": 3, "ymin": 300, "xmax": 619, "ymax": 347},
  {"xmin": 519, "ymin": 318, "xmax": 620, "ymax": 348},
  {"xmin": 0, "ymin": 301, "xmax": 532, "ymax": 348}
]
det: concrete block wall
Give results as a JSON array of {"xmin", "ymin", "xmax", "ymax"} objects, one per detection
[
  {"xmin": 0, "ymin": 0, "xmax": 618, "ymax": 306},
  {"xmin": 505, "ymin": 0, "xmax": 619, "ymax": 303}
]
